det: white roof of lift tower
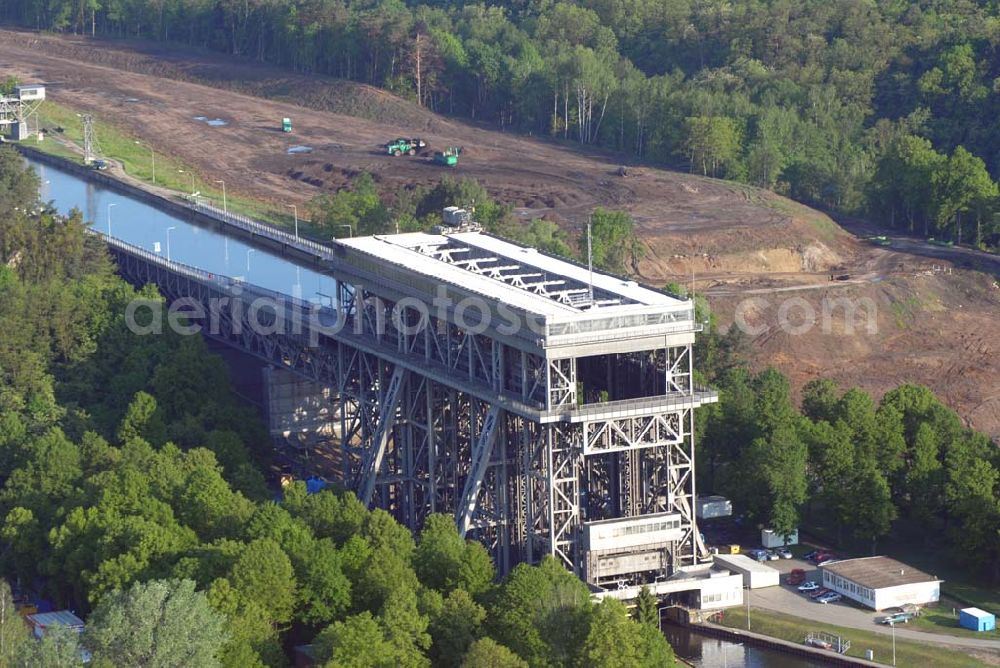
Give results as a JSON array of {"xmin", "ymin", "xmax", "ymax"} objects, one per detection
[{"xmin": 336, "ymin": 231, "xmax": 688, "ymax": 319}]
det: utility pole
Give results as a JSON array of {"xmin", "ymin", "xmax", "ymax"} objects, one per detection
[
  {"xmin": 288, "ymin": 204, "xmax": 298, "ymax": 239},
  {"xmin": 215, "ymin": 179, "xmax": 227, "ymax": 213},
  {"xmin": 166, "ymin": 226, "xmax": 176, "ymax": 262},
  {"xmin": 178, "ymin": 170, "xmax": 195, "ymax": 196},
  {"xmin": 586, "ymin": 215, "xmax": 594, "ymax": 305},
  {"xmin": 891, "ymin": 620, "xmax": 896, "ymax": 666},
  {"xmin": 746, "ymin": 585, "xmax": 751, "ymax": 630}
]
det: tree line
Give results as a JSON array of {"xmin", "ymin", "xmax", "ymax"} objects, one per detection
[
  {"xmin": 695, "ymin": 317, "xmax": 1000, "ymax": 580},
  {"xmin": 308, "ymin": 172, "xmax": 640, "ymax": 274},
  {"xmin": 0, "ymin": 144, "xmax": 672, "ymax": 666},
  {"xmin": 4, "ymin": 0, "xmax": 1000, "ymax": 247}
]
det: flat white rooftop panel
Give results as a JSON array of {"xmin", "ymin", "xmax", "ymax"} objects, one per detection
[
  {"xmin": 713, "ymin": 554, "xmax": 781, "ymax": 574},
  {"xmin": 340, "ymin": 233, "xmax": 579, "ymax": 316},
  {"xmin": 338, "ymin": 232, "xmax": 690, "ymax": 322},
  {"xmin": 449, "ymin": 232, "xmax": 683, "ymax": 306}
]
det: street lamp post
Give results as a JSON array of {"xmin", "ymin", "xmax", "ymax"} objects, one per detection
[
  {"xmin": 135, "ymin": 141, "xmax": 155, "ymax": 184},
  {"xmin": 178, "ymin": 170, "xmax": 195, "ymax": 195},
  {"xmin": 166, "ymin": 226, "xmax": 176, "ymax": 261},
  {"xmin": 656, "ymin": 605, "xmax": 669, "ymax": 633},
  {"xmin": 246, "ymin": 248, "xmax": 256, "ymax": 274},
  {"xmin": 288, "ymin": 204, "xmax": 298, "ymax": 239},
  {"xmin": 107, "ymin": 202, "xmax": 116, "ymax": 236},
  {"xmin": 316, "ymin": 291, "xmax": 333, "ymax": 309},
  {"xmin": 890, "ymin": 620, "xmax": 896, "ymax": 666},
  {"xmin": 745, "ymin": 586, "xmax": 751, "ymax": 631},
  {"xmin": 215, "ymin": 179, "xmax": 227, "ymax": 214}
]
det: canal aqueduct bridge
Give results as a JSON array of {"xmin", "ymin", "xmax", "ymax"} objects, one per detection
[{"xmin": 101, "ymin": 214, "xmax": 718, "ymax": 589}]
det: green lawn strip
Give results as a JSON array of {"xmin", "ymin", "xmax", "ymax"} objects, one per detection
[
  {"xmin": 910, "ymin": 605, "xmax": 1000, "ymax": 640},
  {"xmin": 28, "ymin": 101, "xmax": 329, "ymax": 238},
  {"xmin": 717, "ymin": 607, "xmax": 985, "ymax": 668}
]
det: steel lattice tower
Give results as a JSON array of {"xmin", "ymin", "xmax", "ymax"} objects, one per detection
[
  {"xmin": 102, "ymin": 212, "xmax": 718, "ymax": 588},
  {"xmin": 82, "ymin": 114, "xmax": 102, "ymax": 164}
]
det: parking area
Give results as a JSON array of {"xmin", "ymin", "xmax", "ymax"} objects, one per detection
[
  {"xmin": 745, "ymin": 560, "xmax": 1000, "ymax": 652},
  {"xmin": 750, "ymin": 562, "xmax": 881, "ymax": 627}
]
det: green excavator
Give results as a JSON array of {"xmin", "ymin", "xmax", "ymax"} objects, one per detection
[{"xmin": 433, "ymin": 146, "xmax": 462, "ymax": 167}]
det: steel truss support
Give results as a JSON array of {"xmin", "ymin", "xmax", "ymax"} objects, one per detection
[
  {"xmin": 360, "ymin": 366, "xmax": 408, "ymax": 506},
  {"xmin": 456, "ymin": 405, "xmax": 501, "ymax": 536},
  {"xmin": 105, "ymin": 239, "xmax": 713, "ymax": 581}
]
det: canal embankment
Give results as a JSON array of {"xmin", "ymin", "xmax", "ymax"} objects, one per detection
[{"xmin": 16, "ymin": 144, "xmax": 332, "ymax": 267}]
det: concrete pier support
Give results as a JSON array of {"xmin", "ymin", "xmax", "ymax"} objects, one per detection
[{"xmin": 263, "ymin": 366, "xmax": 337, "ymax": 439}]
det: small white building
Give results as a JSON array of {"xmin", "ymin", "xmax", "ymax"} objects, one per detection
[
  {"xmin": 694, "ymin": 570, "xmax": 745, "ymax": 609},
  {"xmin": 713, "ymin": 553, "xmax": 780, "ymax": 589},
  {"xmin": 761, "ymin": 527, "xmax": 798, "ymax": 548},
  {"xmin": 820, "ymin": 556, "xmax": 941, "ymax": 611},
  {"xmin": 593, "ymin": 567, "xmax": 744, "ymax": 611},
  {"xmin": 14, "ymin": 85, "xmax": 45, "ymax": 101}
]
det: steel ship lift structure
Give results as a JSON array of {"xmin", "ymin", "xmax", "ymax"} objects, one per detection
[{"xmin": 104, "ymin": 213, "xmax": 718, "ymax": 588}]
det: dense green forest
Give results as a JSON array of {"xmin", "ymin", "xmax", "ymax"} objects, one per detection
[
  {"xmin": 693, "ymin": 306, "xmax": 1000, "ymax": 582},
  {"xmin": 0, "ymin": 144, "xmax": 674, "ymax": 666},
  {"xmin": 4, "ymin": 0, "xmax": 1000, "ymax": 247}
]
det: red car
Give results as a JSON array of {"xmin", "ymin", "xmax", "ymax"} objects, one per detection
[
  {"xmin": 788, "ymin": 569, "xmax": 806, "ymax": 586},
  {"xmin": 809, "ymin": 587, "xmax": 832, "ymax": 599},
  {"xmin": 815, "ymin": 553, "xmax": 835, "ymax": 564}
]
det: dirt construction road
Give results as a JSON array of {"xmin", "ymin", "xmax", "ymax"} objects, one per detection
[{"xmin": 1, "ymin": 29, "xmax": 998, "ymax": 438}]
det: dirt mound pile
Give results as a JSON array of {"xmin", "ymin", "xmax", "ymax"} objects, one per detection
[{"xmin": 708, "ymin": 266, "xmax": 1000, "ymax": 440}]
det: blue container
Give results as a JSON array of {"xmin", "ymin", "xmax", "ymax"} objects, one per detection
[{"xmin": 959, "ymin": 607, "xmax": 996, "ymax": 632}]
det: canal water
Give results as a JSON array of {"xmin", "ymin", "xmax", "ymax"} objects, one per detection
[
  {"xmin": 26, "ymin": 153, "xmax": 826, "ymax": 668},
  {"xmin": 28, "ymin": 156, "xmax": 336, "ymax": 302},
  {"xmin": 664, "ymin": 625, "xmax": 825, "ymax": 667}
]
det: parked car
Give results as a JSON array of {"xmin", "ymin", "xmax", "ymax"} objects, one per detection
[
  {"xmin": 766, "ymin": 550, "xmax": 781, "ymax": 561},
  {"xmin": 877, "ymin": 612, "xmax": 914, "ymax": 625},
  {"xmin": 816, "ymin": 592, "xmax": 842, "ymax": 604},
  {"xmin": 815, "ymin": 553, "xmax": 835, "ymax": 564},
  {"xmin": 749, "ymin": 550, "xmax": 769, "ymax": 562},
  {"xmin": 803, "ymin": 550, "xmax": 819, "ymax": 560},
  {"xmin": 788, "ymin": 569, "xmax": 806, "ymax": 586},
  {"xmin": 809, "ymin": 587, "xmax": 832, "ymax": 599},
  {"xmin": 777, "ymin": 548, "xmax": 793, "ymax": 559},
  {"xmin": 797, "ymin": 581, "xmax": 820, "ymax": 592}
]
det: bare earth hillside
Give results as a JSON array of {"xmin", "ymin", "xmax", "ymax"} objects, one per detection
[{"xmin": 1, "ymin": 29, "xmax": 997, "ymax": 438}]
